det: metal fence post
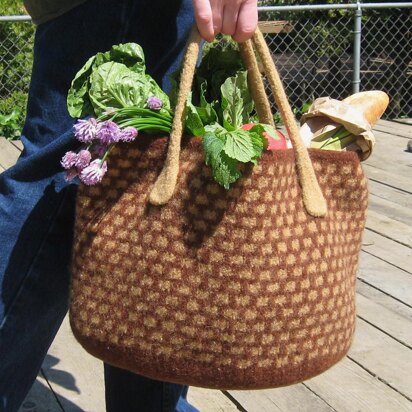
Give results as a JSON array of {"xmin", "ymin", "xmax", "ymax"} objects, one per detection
[{"xmin": 352, "ymin": 1, "xmax": 362, "ymax": 94}]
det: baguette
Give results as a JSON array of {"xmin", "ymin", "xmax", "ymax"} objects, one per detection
[{"xmin": 343, "ymin": 91, "xmax": 389, "ymax": 126}]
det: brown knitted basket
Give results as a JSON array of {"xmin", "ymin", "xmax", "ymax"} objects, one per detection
[{"xmin": 69, "ymin": 28, "xmax": 368, "ymax": 389}]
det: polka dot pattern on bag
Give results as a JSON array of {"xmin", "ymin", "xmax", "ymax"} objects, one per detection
[{"xmin": 70, "ymin": 136, "xmax": 368, "ymax": 389}]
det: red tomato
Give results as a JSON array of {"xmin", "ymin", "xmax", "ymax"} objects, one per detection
[
  {"xmin": 241, "ymin": 123, "xmax": 287, "ymax": 150},
  {"xmin": 264, "ymin": 130, "xmax": 287, "ymax": 151},
  {"xmin": 241, "ymin": 123, "xmax": 256, "ymax": 131}
]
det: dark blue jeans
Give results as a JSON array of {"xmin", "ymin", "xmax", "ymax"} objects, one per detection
[{"xmin": 0, "ymin": 1, "xmax": 198, "ymax": 411}]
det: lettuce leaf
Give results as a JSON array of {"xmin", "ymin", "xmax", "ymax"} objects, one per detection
[
  {"xmin": 185, "ymin": 93, "xmax": 205, "ymax": 137},
  {"xmin": 88, "ymin": 62, "xmax": 170, "ymax": 116},
  {"xmin": 67, "ymin": 42, "xmax": 157, "ymax": 118},
  {"xmin": 221, "ymin": 71, "xmax": 253, "ymax": 130}
]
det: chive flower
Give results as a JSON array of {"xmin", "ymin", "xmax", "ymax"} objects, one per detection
[
  {"xmin": 61, "ymin": 151, "xmax": 78, "ymax": 169},
  {"xmin": 75, "ymin": 149, "xmax": 92, "ymax": 169},
  {"xmin": 73, "ymin": 118, "xmax": 98, "ymax": 143},
  {"xmin": 97, "ymin": 120, "xmax": 121, "ymax": 145},
  {"xmin": 119, "ymin": 126, "xmax": 138, "ymax": 142},
  {"xmin": 79, "ymin": 159, "xmax": 108, "ymax": 185},
  {"xmin": 147, "ymin": 96, "xmax": 163, "ymax": 111}
]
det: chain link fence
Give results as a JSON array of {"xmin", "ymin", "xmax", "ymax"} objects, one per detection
[
  {"xmin": 0, "ymin": 4, "xmax": 411, "ymax": 138},
  {"xmin": 0, "ymin": 16, "xmax": 34, "ymax": 138},
  {"xmin": 259, "ymin": 3, "xmax": 412, "ymax": 119}
]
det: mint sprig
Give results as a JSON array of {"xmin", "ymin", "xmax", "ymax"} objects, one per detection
[
  {"xmin": 224, "ymin": 130, "xmax": 254, "ymax": 163},
  {"xmin": 203, "ymin": 124, "xmax": 266, "ymax": 188}
]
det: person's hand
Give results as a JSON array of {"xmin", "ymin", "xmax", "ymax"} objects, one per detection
[{"xmin": 192, "ymin": 0, "xmax": 258, "ymax": 43}]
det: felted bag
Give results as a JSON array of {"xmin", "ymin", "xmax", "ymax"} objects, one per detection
[{"xmin": 69, "ymin": 27, "xmax": 368, "ymax": 389}]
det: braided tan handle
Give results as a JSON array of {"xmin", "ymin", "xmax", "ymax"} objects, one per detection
[
  {"xmin": 251, "ymin": 29, "xmax": 327, "ymax": 217},
  {"xmin": 149, "ymin": 26, "xmax": 201, "ymax": 205},
  {"xmin": 149, "ymin": 26, "xmax": 327, "ymax": 217}
]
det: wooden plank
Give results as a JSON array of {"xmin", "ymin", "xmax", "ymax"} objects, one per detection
[
  {"xmin": 188, "ymin": 389, "xmax": 239, "ymax": 411},
  {"xmin": 18, "ymin": 374, "xmax": 63, "ymax": 412},
  {"xmin": 369, "ymin": 179, "xmax": 412, "ymax": 209},
  {"xmin": 45, "ymin": 315, "xmax": 237, "ymax": 412},
  {"xmin": 356, "ymin": 292, "xmax": 412, "ymax": 348},
  {"xmin": 392, "ymin": 118, "xmax": 412, "ymax": 126},
  {"xmin": 43, "ymin": 315, "xmax": 105, "ymax": 412},
  {"xmin": 368, "ymin": 191, "xmax": 412, "ymax": 225},
  {"xmin": 372, "ymin": 130, "xmax": 411, "ymax": 158},
  {"xmin": 374, "ymin": 120, "xmax": 412, "ymax": 140},
  {"xmin": 0, "ymin": 136, "xmax": 21, "ymax": 169},
  {"xmin": 357, "ymin": 281, "xmax": 412, "ymax": 322},
  {"xmin": 362, "ymin": 230, "xmax": 412, "ymax": 276},
  {"xmin": 10, "ymin": 139, "xmax": 24, "ymax": 152},
  {"xmin": 364, "ymin": 134, "xmax": 412, "ymax": 180},
  {"xmin": 365, "ymin": 209, "xmax": 412, "ymax": 248},
  {"xmin": 375, "ymin": 119, "xmax": 412, "ymax": 135},
  {"xmin": 228, "ymin": 385, "xmax": 334, "ymax": 412},
  {"xmin": 305, "ymin": 357, "xmax": 412, "ymax": 411},
  {"xmin": 363, "ymin": 164, "xmax": 412, "ymax": 194},
  {"xmin": 373, "ymin": 124, "xmax": 411, "ymax": 140},
  {"xmin": 349, "ymin": 318, "xmax": 412, "ymax": 400},
  {"xmin": 258, "ymin": 20, "xmax": 294, "ymax": 34},
  {"xmin": 358, "ymin": 251, "xmax": 412, "ymax": 305}
]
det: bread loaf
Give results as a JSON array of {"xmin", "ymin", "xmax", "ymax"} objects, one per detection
[{"xmin": 343, "ymin": 91, "xmax": 389, "ymax": 126}]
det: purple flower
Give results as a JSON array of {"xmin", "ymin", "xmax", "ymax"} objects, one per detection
[
  {"xmin": 96, "ymin": 120, "xmax": 121, "ymax": 145},
  {"xmin": 61, "ymin": 151, "xmax": 78, "ymax": 170},
  {"xmin": 92, "ymin": 142, "xmax": 109, "ymax": 157},
  {"xmin": 75, "ymin": 149, "xmax": 92, "ymax": 169},
  {"xmin": 147, "ymin": 96, "xmax": 163, "ymax": 111},
  {"xmin": 79, "ymin": 159, "xmax": 108, "ymax": 185},
  {"xmin": 73, "ymin": 118, "xmax": 97, "ymax": 143},
  {"xmin": 64, "ymin": 168, "xmax": 78, "ymax": 182},
  {"xmin": 119, "ymin": 126, "xmax": 138, "ymax": 142}
]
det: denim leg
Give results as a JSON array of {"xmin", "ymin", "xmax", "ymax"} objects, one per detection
[
  {"xmin": 104, "ymin": 365, "xmax": 199, "ymax": 412},
  {"xmin": 0, "ymin": 1, "xmax": 195, "ymax": 411}
]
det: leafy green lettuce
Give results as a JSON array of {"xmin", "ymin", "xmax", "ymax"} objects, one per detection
[
  {"xmin": 221, "ymin": 71, "xmax": 254, "ymax": 130},
  {"xmin": 67, "ymin": 43, "xmax": 170, "ymax": 118}
]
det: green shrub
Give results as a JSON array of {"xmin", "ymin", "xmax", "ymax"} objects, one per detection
[
  {"xmin": 0, "ymin": 0, "xmax": 34, "ymax": 139},
  {"xmin": 0, "ymin": 91, "xmax": 27, "ymax": 139}
]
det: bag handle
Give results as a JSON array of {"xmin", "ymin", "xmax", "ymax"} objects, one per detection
[{"xmin": 149, "ymin": 26, "xmax": 327, "ymax": 218}]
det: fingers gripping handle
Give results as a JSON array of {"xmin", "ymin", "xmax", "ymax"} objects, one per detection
[{"xmin": 149, "ymin": 26, "xmax": 202, "ymax": 205}]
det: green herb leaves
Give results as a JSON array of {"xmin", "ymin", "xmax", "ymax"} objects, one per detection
[
  {"xmin": 203, "ymin": 127, "xmax": 241, "ymax": 189},
  {"xmin": 178, "ymin": 46, "xmax": 275, "ymax": 189},
  {"xmin": 182, "ymin": 46, "xmax": 271, "ymax": 189},
  {"xmin": 224, "ymin": 130, "xmax": 255, "ymax": 162},
  {"xmin": 203, "ymin": 124, "xmax": 266, "ymax": 189}
]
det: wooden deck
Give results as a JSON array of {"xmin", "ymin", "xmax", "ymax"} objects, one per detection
[{"xmin": 1, "ymin": 120, "xmax": 411, "ymax": 412}]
